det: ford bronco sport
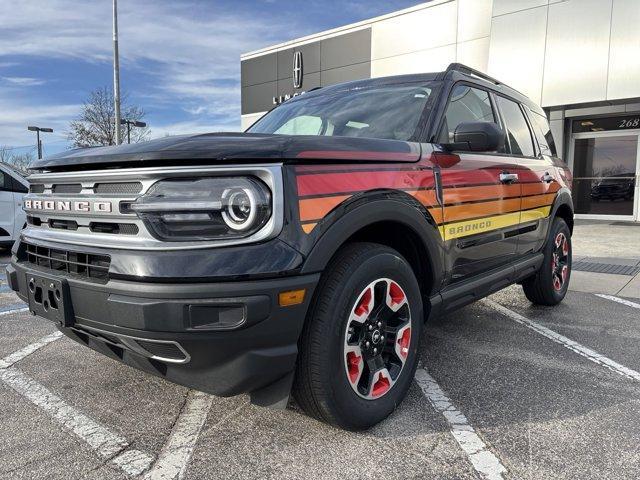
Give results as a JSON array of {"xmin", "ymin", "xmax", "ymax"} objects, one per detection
[{"xmin": 7, "ymin": 64, "xmax": 573, "ymax": 430}]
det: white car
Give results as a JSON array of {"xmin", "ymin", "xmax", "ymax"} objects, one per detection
[{"xmin": 0, "ymin": 163, "xmax": 28, "ymax": 248}]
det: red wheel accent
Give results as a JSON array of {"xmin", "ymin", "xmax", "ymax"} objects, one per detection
[
  {"xmin": 388, "ymin": 281, "xmax": 405, "ymax": 306},
  {"xmin": 397, "ymin": 327, "xmax": 411, "ymax": 359},
  {"xmin": 555, "ymin": 232, "xmax": 563, "ymax": 247},
  {"xmin": 371, "ymin": 373, "xmax": 391, "ymax": 398},
  {"xmin": 344, "ymin": 278, "xmax": 410, "ymax": 400},
  {"xmin": 551, "ymin": 232, "xmax": 570, "ymax": 291},
  {"xmin": 354, "ymin": 288, "xmax": 372, "ymax": 317},
  {"xmin": 346, "ymin": 351, "xmax": 362, "ymax": 384}
]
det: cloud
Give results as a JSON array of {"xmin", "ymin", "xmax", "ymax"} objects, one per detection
[
  {"xmin": 2, "ymin": 76, "xmax": 45, "ymax": 86},
  {"xmin": 0, "ymin": 97, "xmax": 79, "ymax": 147},
  {"xmin": 0, "ymin": 0, "xmax": 300, "ymax": 146},
  {"xmin": 0, "ymin": 1, "xmax": 288, "ymax": 97},
  {"xmin": 0, "ymin": 0, "xmax": 418, "ymax": 147}
]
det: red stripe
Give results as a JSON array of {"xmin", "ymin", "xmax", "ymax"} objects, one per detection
[
  {"xmin": 297, "ymin": 170, "xmax": 435, "ymax": 197},
  {"xmin": 440, "ymin": 167, "xmax": 542, "ymax": 186},
  {"xmin": 296, "ymin": 150, "xmax": 419, "ymax": 161}
]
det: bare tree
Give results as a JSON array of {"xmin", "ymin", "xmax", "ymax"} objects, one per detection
[
  {"xmin": 68, "ymin": 86, "xmax": 150, "ymax": 148},
  {"xmin": 0, "ymin": 146, "xmax": 35, "ymax": 175}
]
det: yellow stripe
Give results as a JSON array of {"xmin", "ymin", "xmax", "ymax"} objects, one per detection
[
  {"xmin": 521, "ymin": 206, "xmax": 551, "ymax": 223},
  {"xmin": 442, "ymin": 206, "xmax": 551, "ymax": 240}
]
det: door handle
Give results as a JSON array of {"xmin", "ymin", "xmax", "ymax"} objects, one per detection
[
  {"xmin": 542, "ymin": 172, "xmax": 555, "ymax": 183},
  {"xmin": 499, "ymin": 172, "xmax": 519, "ymax": 184}
]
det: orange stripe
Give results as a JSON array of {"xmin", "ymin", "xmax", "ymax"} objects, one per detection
[
  {"xmin": 444, "ymin": 184, "xmax": 521, "ymax": 204},
  {"xmin": 445, "ymin": 182, "xmax": 561, "ymax": 204},
  {"xmin": 409, "ymin": 189, "xmax": 438, "ymax": 206},
  {"xmin": 302, "ymin": 223, "xmax": 317, "ymax": 234},
  {"xmin": 443, "ymin": 198, "xmax": 522, "ymax": 223},
  {"xmin": 522, "ymin": 182, "xmax": 561, "ymax": 196},
  {"xmin": 522, "ymin": 193, "xmax": 556, "ymax": 210},
  {"xmin": 427, "ymin": 208, "xmax": 443, "ymax": 224},
  {"xmin": 299, "ymin": 195, "xmax": 351, "ymax": 222}
]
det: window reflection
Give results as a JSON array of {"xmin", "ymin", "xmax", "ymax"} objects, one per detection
[{"xmin": 572, "ymin": 136, "xmax": 637, "ymax": 215}]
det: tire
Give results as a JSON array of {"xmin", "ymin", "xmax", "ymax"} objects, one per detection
[
  {"xmin": 522, "ymin": 217, "xmax": 572, "ymax": 306},
  {"xmin": 293, "ymin": 242, "xmax": 423, "ymax": 431}
]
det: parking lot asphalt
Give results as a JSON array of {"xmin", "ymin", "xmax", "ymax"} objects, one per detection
[{"xmin": 1, "ymin": 248, "xmax": 640, "ymax": 480}]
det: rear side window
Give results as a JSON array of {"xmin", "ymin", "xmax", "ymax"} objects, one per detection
[
  {"xmin": 0, "ymin": 172, "xmax": 8, "ymax": 191},
  {"xmin": 496, "ymin": 96, "xmax": 535, "ymax": 157},
  {"xmin": 438, "ymin": 85, "xmax": 495, "ymax": 143},
  {"xmin": 526, "ymin": 107, "xmax": 557, "ymax": 157}
]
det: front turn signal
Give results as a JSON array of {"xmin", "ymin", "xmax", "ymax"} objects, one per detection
[{"xmin": 279, "ymin": 289, "xmax": 306, "ymax": 307}]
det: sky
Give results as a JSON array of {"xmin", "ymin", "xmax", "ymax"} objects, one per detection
[{"xmin": 0, "ymin": 0, "xmax": 424, "ymax": 156}]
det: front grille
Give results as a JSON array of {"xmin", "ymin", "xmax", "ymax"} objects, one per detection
[
  {"xmin": 89, "ymin": 222, "xmax": 139, "ymax": 235},
  {"xmin": 30, "ymin": 184, "xmax": 45, "ymax": 193},
  {"xmin": 95, "ymin": 182, "xmax": 143, "ymax": 194},
  {"xmin": 25, "ymin": 242, "xmax": 111, "ymax": 282},
  {"xmin": 53, "ymin": 183, "xmax": 83, "ymax": 194},
  {"xmin": 49, "ymin": 219, "xmax": 78, "ymax": 231}
]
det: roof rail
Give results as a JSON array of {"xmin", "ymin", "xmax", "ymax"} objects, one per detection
[{"xmin": 438, "ymin": 63, "xmax": 502, "ymax": 85}]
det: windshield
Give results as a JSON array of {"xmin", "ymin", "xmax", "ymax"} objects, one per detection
[{"xmin": 248, "ymin": 82, "xmax": 438, "ymax": 141}]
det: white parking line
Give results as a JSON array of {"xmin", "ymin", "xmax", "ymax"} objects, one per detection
[
  {"xmin": 0, "ymin": 304, "xmax": 28, "ymax": 316},
  {"xmin": 144, "ymin": 390, "xmax": 215, "ymax": 480},
  {"xmin": 0, "ymin": 332, "xmax": 154, "ymax": 476},
  {"xmin": 485, "ymin": 299, "xmax": 640, "ymax": 382},
  {"xmin": 596, "ymin": 294, "xmax": 640, "ymax": 310},
  {"xmin": 415, "ymin": 369, "xmax": 507, "ymax": 480},
  {"xmin": 0, "ymin": 330, "xmax": 62, "ymax": 369}
]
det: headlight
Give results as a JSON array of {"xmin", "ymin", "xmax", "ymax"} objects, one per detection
[{"xmin": 129, "ymin": 177, "xmax": 271, "ymax": 241}]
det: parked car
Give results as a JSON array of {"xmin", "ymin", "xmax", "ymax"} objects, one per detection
[
  {"xmin": 590, "ymin": 173, "xmax": 635, "ymax": 201},
  {"xmin": 0, "ymin": 163, "xmax": 28, "ymax": 248},
  {"xmin": 7, "ymin": 63, "xmax": 573, "ymax": 430}
]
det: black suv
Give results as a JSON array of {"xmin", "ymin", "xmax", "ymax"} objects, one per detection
[{"xmin": 8, "ymin": 64, "xmax": 573, "ymax": 430}]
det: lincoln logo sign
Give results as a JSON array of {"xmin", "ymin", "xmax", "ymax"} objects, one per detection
[
  {"xmin": 25, "ymin": 199, "xmax": 112, "ymax": 213},
  {"xmin": 273, "ymin": 51, "xmax": 305, "ymax": 105},
  {"xmin": 293, "ymin": 51, "xmax": 303, "ymax": 89}
]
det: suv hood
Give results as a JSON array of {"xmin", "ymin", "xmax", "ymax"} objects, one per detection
[{"xmin": 30, "ymin": 133, "xmax": 422, "ymax": 172}]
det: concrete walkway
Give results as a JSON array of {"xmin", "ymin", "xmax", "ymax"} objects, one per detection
[{"xmin": 571, "ymin": 220, "xmax": 640, "ymax": 299}]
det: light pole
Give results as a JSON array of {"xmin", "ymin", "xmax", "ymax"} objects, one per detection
[
  {"xmin": 113, "ymin": 0, "xmax": 122, "ymax": 145},
  {"xmin": 120, "ymin": 119, "xmax": 147, "ymax": 144},
  {"xmin": 27, "ymin": 126, "xmax": 54, "ymax": 159}
]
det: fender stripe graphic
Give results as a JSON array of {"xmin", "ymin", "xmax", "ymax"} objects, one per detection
[{"xmin": 295, "ymin": 165, "xmax": 559, "ymax": 236}]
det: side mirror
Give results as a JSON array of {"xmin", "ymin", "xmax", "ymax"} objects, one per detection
[{"xmin": 445, "ymin": 122, "xmax": 505, "ymax": 152}]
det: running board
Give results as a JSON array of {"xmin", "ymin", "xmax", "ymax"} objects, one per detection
[{"xmin": 427, "ymin": 253, "xmax": 543, "ymax": 320}]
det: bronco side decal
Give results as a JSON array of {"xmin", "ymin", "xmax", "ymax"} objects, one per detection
[{"xmin": 295, "ymin": 165, "xmax": 559, "ymax": 238}]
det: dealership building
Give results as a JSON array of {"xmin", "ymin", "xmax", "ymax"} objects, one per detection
[{"xmin": 241, "ymin": 0, "xmax": 640, "ymax": 222}]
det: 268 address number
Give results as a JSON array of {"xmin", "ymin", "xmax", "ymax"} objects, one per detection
[{"xmin": 619, "ymin": 118, "xmax": 640, "ymax": 129}]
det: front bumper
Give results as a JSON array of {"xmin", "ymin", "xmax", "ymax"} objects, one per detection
[{"xmin": 7, "ymin": 260, "xmax": 319, "ymax": 404}]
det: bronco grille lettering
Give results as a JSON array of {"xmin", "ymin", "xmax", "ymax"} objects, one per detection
[{"xmin": 25, "ymin": 199, "xmax": 112, "ymax": 213}]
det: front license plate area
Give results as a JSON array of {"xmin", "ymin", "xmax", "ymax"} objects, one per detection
[{"xmin": 26, "ymin": 273, "xmax": 74, "ymax": 327}]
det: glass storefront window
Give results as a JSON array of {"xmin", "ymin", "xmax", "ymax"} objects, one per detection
[{"xmin": 572, "ymin": 136, "xmax": 637, "ymax": 216}]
